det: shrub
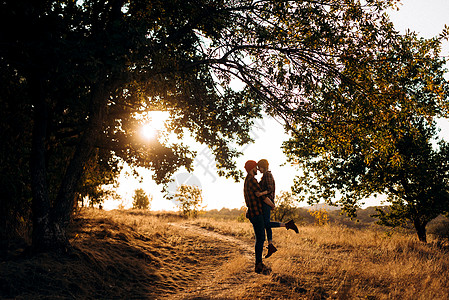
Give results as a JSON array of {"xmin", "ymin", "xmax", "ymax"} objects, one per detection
[
  {"xmin": 174, "ymin": 184, "xmax": 205, "ymax": 218},
  {"xmin": 309, "ymin": 208, "xmax": 329, "ymax": 226},
  {"xmin": 428, "ymin": 216, "xmax": 449, "ymax": 241},
  {"xmin": 132, "ymin": 188, "xmax": 151, "ymax": 210}
]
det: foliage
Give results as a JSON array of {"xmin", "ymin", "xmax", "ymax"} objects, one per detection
[
  {"xmin": 283, "ymin": 33, "xmax": 449, "ymax": 242},
  {"xmin": 0, "ymin": 0, "xmax": 261, "ymax": 250},
  {"xmin": 309, "ymin": 209, "xmax": 330, "ymax": 226},
  {"xmin": 371, "ymin": 130, "xmax": 449, "ymax": 242},
  {"xmin": 428, "ymin": 216, "xmax": 449, "ymax": 241},
  {"xmin": 0, "ymin": 0, "xmax": 420, "ymax": 250},
  {"xmin": 238, "ymin": 206, "xmax": 248, "ymax": 222},
  {"xmin": 0, "ymin": 60, "xmax": 33, "ymax": 240},
  {"xmin": 202, "ymin": 207, "xmax": 246, "ymax": 221},
  {"xmin": 272, "ymin": 191, "xmax": 298, "ymax": 222},
  {"xmin": 78, "ymin": 150, "xmax": 122, "ymax": 207},
  {"xmin": 174, "ymin": 185, "xmax": 205, "ymax": 218},
  {"xmin": 132, "ymin": 189, "xmax": 151, "ymax": 210}
]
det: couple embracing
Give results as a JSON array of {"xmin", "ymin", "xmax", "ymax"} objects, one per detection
[{"xmin": 244, "ymin": 159, "xmax": 298, "ymax": 274}]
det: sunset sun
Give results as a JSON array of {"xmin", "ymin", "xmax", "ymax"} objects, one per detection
[
  {"xmin": 141, "ymin": 123, "xmax": 158, "ymax": 140},
  {"xmin": 140, "ymin": 111, "xmax": 169, "ymax": 140}
]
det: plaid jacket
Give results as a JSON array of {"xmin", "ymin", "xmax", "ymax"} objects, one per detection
[
  {"xmin": 259, "ymin": 171, "xmax": 276, "ymax": 202},
  {"xmin": 244, "ymin": 174, "xmax": 263, "ymax": 219}
]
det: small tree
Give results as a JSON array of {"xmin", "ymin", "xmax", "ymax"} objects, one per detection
[
  {"xmin": 132, "ymin": 188, "xmax": 151, "ymax": 210},
  {"xmin": 309, "ymin": 209, "xmax": 330, "ymax": 226},
  {"xmin": 272, "ymin": 191, "xmax": 298, "ymax": 222},
  {"xmin": 174, "ymin": 184, "xmax": 205, "ymax": 218}
]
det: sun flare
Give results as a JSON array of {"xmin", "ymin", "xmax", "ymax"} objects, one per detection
[
  {"xmin": 140, "ymin": 111, "xmax": 169, "ymax": 140},
  {"xmin": 141, "ymin": 123, "xmax": 158, "ymax": 139}
]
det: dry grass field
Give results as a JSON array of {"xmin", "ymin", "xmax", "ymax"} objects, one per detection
[{"xmin": 1, "ymin": 208, "xmax": 448, "ymax": 299}]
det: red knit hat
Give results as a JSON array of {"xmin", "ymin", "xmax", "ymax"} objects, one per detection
[{"xmin": 244, "ymin": 160, "xmax": 258, "ymax": 173}]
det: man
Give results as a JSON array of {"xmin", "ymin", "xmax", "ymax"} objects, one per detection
[{"xmin": 243, "ymin": 160, "xmax": 271, "ymax": 274}]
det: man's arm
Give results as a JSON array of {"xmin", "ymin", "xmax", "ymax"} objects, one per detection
[
  {"xmin": 263, "ymin": 197, "xmax": 275, "ymax": 209},
  {"xmin": 253, "ymin": 178, "xmax": 275, "ymax": 209},
  {"xmin": 255, "ymin": 190, "xmax": 267, "ymax": 197}
]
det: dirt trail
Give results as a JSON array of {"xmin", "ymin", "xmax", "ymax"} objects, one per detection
[
  {"xmin": 168, "ymin": 223, "xmax": 253, "ymax": 258},
  {"xmin": 162, "ymin": 223, "xmax": 271, "ymax": 300}
]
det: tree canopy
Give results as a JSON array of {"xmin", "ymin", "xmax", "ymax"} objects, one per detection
[
  {"xmin": 3, "ymin": 0, "xmax": 444, "ymax": 250},
  {"xmin": 282, "ymin": 32, "xmax": 449, "ymax": 242}
]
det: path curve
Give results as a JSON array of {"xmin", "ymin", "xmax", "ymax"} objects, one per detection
[
  {"xmin": 169, "ymin": 223, "xmax": 253, "ymax": 258},
  {"xmin": 162, "ymin": 222, "xmax": 264, "ymax": 300}
]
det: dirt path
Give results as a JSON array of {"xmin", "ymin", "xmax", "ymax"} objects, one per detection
[
  {"xmin": 168, "ymin": 223, "xmax": 253, "ymax": 258},
  {"xmin": 162, "ymin": 223, "xmax": 273, "ymax": 300}
]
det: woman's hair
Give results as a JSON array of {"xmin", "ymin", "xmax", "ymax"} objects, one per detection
[{"xmin": 257, "ymin": 159, "xmax": 269, "ymax": 170}]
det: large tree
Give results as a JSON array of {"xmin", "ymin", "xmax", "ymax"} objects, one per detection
[
  {"xmin": 1, "ymin": 0, "xmax": 406, "ymax": 252},
  {"xmin": 282, "ymin": 33, "xmax": 449, "ymax": 242}
]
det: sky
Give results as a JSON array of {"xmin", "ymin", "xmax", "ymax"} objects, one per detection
[{"xmin": 103, "ymin": 0, "xmax": 449, "ymax": 211}]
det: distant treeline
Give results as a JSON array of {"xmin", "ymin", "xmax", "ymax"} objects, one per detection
[
  {"xmin": 201, "ymin": 206, "xmax": 449, "ymax": 241},
  {"xmin": 202, "ymin": 206, "xmax": 381, "ymax": 225}
]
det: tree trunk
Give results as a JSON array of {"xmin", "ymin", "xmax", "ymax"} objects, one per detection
[
  {"xmin": 29, "ymin": 73, "xmax": 53, "ymax": 252},
  {"xmin": 30, "ymin": 81, "xmax": 106, "ymax": 253},
  {"xmin": 413, "ymin": 218, "xmax": 427, "ymax": 243},
  {"xmin": 53, "ymin": 86, "xmax": 106, "ymax": 225},
  {"xmin": 52, "ymin": 115, "xmax": 101, "ymax": 228}
]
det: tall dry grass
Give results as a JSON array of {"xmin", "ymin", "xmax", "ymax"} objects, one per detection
[
  {"xmin": 193, "ymin": 217, "xmax": 449, "ymax": 299},
  {"xmin": 7, "ymin": 208, "xmax": 444, "ymax": 299}
]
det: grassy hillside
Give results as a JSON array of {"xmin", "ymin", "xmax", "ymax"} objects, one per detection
[{"xmin": 1, "ymin": 209, "xmax": 448, "ymax": 299}]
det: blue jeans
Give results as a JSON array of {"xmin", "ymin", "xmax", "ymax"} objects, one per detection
[
  {"xmin": 249, "ymin": 214, "xmax": 265, "ymax": 264},
  {"xmin": 262, "ymin": 202, "xmax": 281, "ymax": 242}
]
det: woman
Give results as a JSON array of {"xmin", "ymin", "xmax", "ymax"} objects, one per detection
[{"xmin": 257, "ymin": 159, "xmax": 299, "ymax": 258}]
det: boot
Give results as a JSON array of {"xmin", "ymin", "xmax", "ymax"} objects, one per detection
[
  {"xmin": 285, "ymin": 220, "xmax": 299, "ymax": 233},
  {"xmin": 265, "ymin": 243, "xmax": 277, "ymax": 258},
  {"xmin": 255, "ymin": 262, "xmax": 272, "ymax": 275}
]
